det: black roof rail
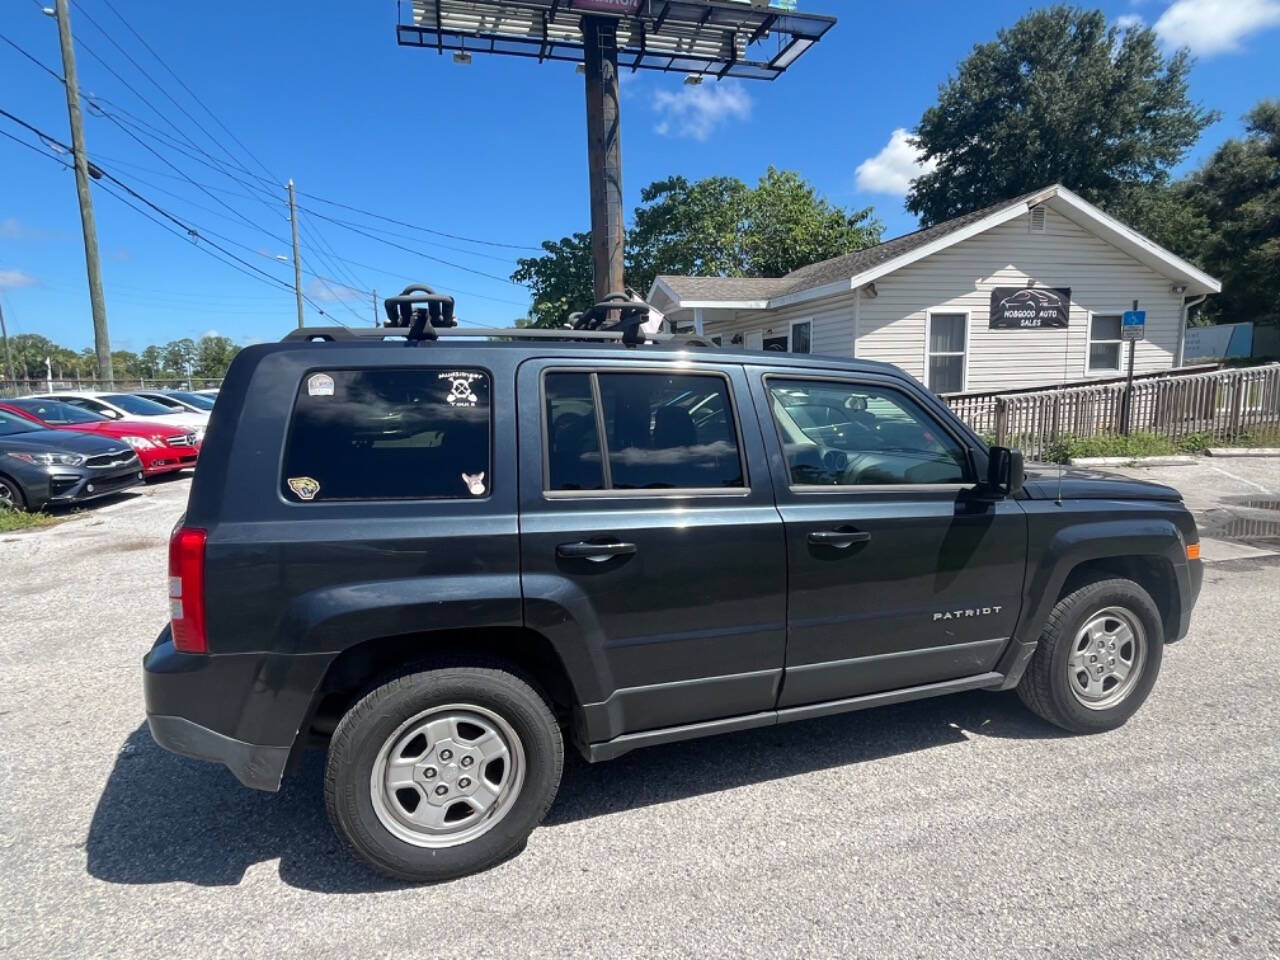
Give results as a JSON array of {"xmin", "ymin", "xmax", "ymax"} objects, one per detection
[{"xmin": 282, "ymin": 282, "xmax": 717, "ymax": 348}]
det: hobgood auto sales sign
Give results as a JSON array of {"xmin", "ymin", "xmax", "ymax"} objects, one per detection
[
  {"xmin": 571, "ymin": 0, "xmax": 643, "ymax": 13},
  {"xmin": 989, "ymin": 287, "xmax": 1071, "ymax": 329}
]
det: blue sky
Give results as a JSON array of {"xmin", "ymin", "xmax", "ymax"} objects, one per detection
[{"xmin": 1, "ymin": 0, "xmax": 1278, "ymax": 352}]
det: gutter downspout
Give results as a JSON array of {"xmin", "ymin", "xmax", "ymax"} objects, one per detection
[{"xmin": 1176, "ymin": 295, "xmax": 1208, "ymax": 367}]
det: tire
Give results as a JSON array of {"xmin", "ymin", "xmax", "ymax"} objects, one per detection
[
  {"xmin": 0, "ymin": 474, "xmax": 27, "ymax": 512},
  {"xmin": 324, "ymin": 663, "xmax": 563, "ymax": 883},
  {"xmin": 1017, "ymin": 577, "xmax": 1164, "ymax": 734}
]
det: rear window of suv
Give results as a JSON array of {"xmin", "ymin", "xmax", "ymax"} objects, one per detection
[{"xmin": 282, "ymin": 368, "xmax": 491, "ymax": 502}]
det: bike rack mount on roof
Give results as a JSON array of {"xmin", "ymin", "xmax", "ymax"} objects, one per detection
[{"xmin": 283, "ymin": 283, "xmax": 714, "ymax": 347}]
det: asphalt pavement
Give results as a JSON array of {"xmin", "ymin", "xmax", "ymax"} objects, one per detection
[{"xmin": 1, "ymin": 460, "xmax": 1277, "ymax": 960}]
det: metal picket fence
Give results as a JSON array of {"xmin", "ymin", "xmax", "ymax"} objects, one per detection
[{"xmin": 945, "ymin": 364, "xmax": 1280, "ymax": 460}]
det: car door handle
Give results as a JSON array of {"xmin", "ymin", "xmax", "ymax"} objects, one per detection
[
  {"xmin": 808, "ymin": 529, "xmax": 872, "ymax": 548},
  {"xmin": 556, "ymin": 540, "xmax": 638, "ymax": 562}
]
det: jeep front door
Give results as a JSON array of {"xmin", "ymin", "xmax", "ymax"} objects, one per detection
[{"xmin": 752, "ymin": 371, "xmax": 1027, "ymax": 707}]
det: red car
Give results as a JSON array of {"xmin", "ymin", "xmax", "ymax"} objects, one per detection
[{"xmin": 0, "ymin": 398, "xmax": 201, "ymax": 478}]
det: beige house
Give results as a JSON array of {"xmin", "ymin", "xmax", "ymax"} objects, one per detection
[{"xmin": 647, "ymin": 185, "xmax": 1222, "ymax": 395}]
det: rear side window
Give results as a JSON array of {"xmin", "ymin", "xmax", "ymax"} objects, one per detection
[
  {"xmin": 282, "ymin": 368, "xmax": 491, "ymax": 502},
  {"xmin": 543, "ymin": 370, "xmax": 744, "ymax": 492}
]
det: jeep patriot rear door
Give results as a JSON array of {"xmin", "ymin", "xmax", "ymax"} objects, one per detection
[{"xmin": 516, "ymin": 358, "xmax": 786, "ymax": 746}]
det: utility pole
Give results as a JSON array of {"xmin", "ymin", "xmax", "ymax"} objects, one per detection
[
  {"xmin": 582, "ymin": 16, "xmax": 625, "ymax": 304},
  {"xmin": 51, "ymin": 0, "xmax": 112, "ymax": 385},
  {"xmin": 0, "ymin": 300, "xmax": 15, "ymax": 383},
  {"xmin": 372, "ymin": 288, "xmax": 378, "ymax": 326},
  {"xmin": 287, "ymin": 179, "xmax": 304, "ymax": 328}
]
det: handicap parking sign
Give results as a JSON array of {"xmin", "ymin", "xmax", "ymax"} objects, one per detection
[{"xmin": 1122, "ymin": 310, "xmax": 1146, "ymax": 341}]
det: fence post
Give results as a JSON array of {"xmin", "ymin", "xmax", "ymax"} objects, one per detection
[{"xmin": 995, "ymin": 398, "xmax": 1008, "ymax": 446}]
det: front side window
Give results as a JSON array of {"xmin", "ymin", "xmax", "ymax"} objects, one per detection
[
  {"xmin": 0, "ymin": 409, "xmax": 40, "ymax": 436},
  {"xmin": 926, "ymin": 313, "xmax": 966, "ymax": 395},
  {"xmin": 543, "ymin": 371, "xmax": 744, "ymax": 492},
  {"xmin": 768, "ymin": 379, "xmax": 970, "ymax": 486},
  {"xmin": 282, "ymin": 368, "xmax": 491, "ymax": 501},
  {"xmin": 1088, "ymin": 314, "xmax": 1123, "ymax": 373}
]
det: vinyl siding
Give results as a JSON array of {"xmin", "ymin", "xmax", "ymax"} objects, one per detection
[{"xmin": 702, "ymin": 207, "xmax": 1186, "ymax": 394}]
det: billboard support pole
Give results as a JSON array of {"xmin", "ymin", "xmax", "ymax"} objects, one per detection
[{"xmin": 582, "ymin": 15, "xmax": 626, "ymax": 302}]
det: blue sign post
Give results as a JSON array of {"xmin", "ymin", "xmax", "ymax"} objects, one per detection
[{"xmin": 1120, "ymin": 302, "xmax": 1144, "ymax": 434}]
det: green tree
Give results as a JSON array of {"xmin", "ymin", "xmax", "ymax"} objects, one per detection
[
  {"xmin": 162, "ymin": 338, "xmax": 197, "ymax": 377},
  {"xmin": 111, "ymin": 350, "xmax": 140, "ymax": 379},
  {"xmin": 514, "ymin": 168, "xmax": 882, "ymax": 327},
  {"xmin": 194, "ymin": 335, "xmax": 239, "ymax": 378},
  {"xmin": 906, "ymin": 6, "xmax": 1217, "ymax": 226},
  {"xmin": 138, "ymin": 345, "xmax": 164, "ymax": 379},
  {"xmin": 10, "ymin": 334, "xmax": 59, "ymax": 379},
  {"xmin": 1187, "ymin": 101, "xmax": 1280, "ymax": 326},
  {"xmin": 511, "ymin": 231, "xmax": 595, "ymax": 328}
]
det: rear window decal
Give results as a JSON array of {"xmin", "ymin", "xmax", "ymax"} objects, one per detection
[
  {"xmin": 440, "ymin": 371, "xmax": 482, "ymax": 407},
  {"xmin": 288, "ymin": 476, "xmax": 321, "ymax": 500},
  {"xmin": 462, "ymin": 471, "xmax": 486, "ymax": 496},
  {"xmin": 307, "ymin": 373, "xmax": 334, "ymax": 397}
]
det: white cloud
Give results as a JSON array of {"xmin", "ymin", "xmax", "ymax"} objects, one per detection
[
  {"xmin": 1115, "ymin": 13, "xmax": 1145, "ymax": 30},
  {"xmin": 652, "ymin": 80, "xmax": 752, "ymax": 141},
  {"xmin": 305, "ymin": 277, "xmax": 362, "ymax": 302},
  {"xmin": 0, "ymin": 268, "xmax": 37, "ymax": 289},
  {"xmin": 200, "ymin": 329, "xmax": 221, "ymax": 340},
  {"xmin": 1154, "ymin": 0, "xmax": 1280, "ymax": 55},
  {"xmin": 854, "ymin": 129, "xmax": 937, "ymax": 196}
]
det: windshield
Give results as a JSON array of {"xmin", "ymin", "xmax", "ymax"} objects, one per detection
[
  {"xmin": 8, "ymin": 398, "xmax": 107, "ymax": 425},
  {"xmin": 0, "ymin": 409, "xmax": 41, "ymax": 436},
  {"xmin": 101, "ymin": 394, "xmax": 179, "ymax": 416},
  {"xmin": 167, "ymin": 391, "xmax": 216, "ymax": 410}
]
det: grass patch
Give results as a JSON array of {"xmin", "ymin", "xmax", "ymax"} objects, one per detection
[
  {"xmin": 0, "ymin": 509, "xmax": 62, "ymax": 534},
  {"xmin": 1040, "ymin": 427, "xmax": 1280, "ymax": 463}
]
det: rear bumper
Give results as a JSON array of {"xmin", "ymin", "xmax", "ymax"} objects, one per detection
[
  {"xmin": 142, "ymin": 627, "xmax": 334, "ymax": 792},
  {"xmin": 146, "ymin": 714, "xmax": 290, "ymax": 791}
]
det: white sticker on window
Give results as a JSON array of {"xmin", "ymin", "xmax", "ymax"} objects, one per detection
[
  {"xmin": 439, "ymin": 370, "xmax": 482, "ymax": 407},
  {"xmin": 462, "ymin": 471, "xmax": 486, "ymax": 496},
  {"xmin": 288, "ymin": 476, "xmax": 321, "ymax": 500},
  {"xmin": 307, "ymin": 373, "xmax": 334, "ymax": 397}
]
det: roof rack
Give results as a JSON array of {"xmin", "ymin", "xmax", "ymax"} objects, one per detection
[{"xmin": 282, "ymin": 283, "xmax": 716, "ymax": 348}]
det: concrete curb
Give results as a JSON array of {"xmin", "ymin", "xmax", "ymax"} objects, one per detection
[
  {"xmin": 1206, "ymin": 448, "xmax": 1280, "ymax": 458},
  {"xmin": 1069, "ymin": 455, "xmax": 1199, "ymax": 467}
]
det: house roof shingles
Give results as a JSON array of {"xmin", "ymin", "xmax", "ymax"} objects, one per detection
[{"xmin": 656, "ymin": 187, "xmax": 1051, "ymax": 306}]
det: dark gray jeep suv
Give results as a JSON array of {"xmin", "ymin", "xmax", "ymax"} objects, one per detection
[{"xmin": 143, "ymin": 289, "xmax": 1202, "ymax": 882}]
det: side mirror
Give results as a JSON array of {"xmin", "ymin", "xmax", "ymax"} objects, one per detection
[
  {"xmin": 986, "ymin": 446, "xmax": 1025, "ymax": 498},
  {"xmin": 103, "ymin": 409, "xmax": 121, "ymax": 419}
]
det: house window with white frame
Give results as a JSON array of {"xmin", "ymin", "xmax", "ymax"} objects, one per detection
[
  {"xmin": 1087, "ymin": 314, "xmax": 1123, "ymax": 373},
  {"xmin": 926, "ymin": 312, "xmax": 966, "ymax": 395},
  {"xmin": 790, "ymin": 319, "xmax": 812, "ymax": 354}
]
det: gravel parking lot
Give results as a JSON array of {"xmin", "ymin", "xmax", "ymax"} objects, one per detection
[{"xmin": 1, "ymin": 460, "xmax": 1277, "ymax": 960}]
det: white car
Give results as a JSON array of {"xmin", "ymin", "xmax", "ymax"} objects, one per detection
[
  {"xmin": 30, "ymin": 391, "xmax": 207, "ymax": 439},
  {"xmin": 131, "ymin": 390, "xmax": 217, "ymax": 415}
]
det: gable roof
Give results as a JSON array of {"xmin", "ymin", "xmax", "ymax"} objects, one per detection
[{"xmin": 648, "ymin": 184, "xmax": 1221, "ymax": 312}]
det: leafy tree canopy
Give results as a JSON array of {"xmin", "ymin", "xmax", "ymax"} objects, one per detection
[
  {"xmin": 2, "ymin": 333, "xmax": 240, "ymax": 382},
  {"xmin": 513, "ymin": 167, "xmax": 881, "ymax": 327},
  {"xmin": 907, "ymin": 6, "xmax": 1217, "ymax": 225}
]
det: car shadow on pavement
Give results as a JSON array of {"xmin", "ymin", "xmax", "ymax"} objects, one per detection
[{"xmin": 86, "ymin": 691, "xmax": 1061, "ymax": 893}]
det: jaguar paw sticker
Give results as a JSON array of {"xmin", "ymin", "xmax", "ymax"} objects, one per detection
[
  {"xmin": 287, "ymin": 476, "xmax": 321, "ymax": 501},
  {"xmin": 462, "ymin": 471, "xmax": 486, "ymax": 496}
]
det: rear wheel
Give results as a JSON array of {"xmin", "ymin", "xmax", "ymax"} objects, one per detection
[
  {"xmin": 325, "ymin": 664, "xmax": 563, "ymax": 882},
  {"xmin": 1017, "ymin": 578, "xmax": 1164, "ymax": 733},
  {"xmin": 0, "ymin": 475, "xmax": 27, "ymax": 511}
]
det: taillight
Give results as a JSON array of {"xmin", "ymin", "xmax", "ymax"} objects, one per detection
[{"xmin": 168, "ymin": 524, "xmax": 208, "ymax": 653}]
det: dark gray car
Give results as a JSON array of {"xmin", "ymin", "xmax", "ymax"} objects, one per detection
[{"xmin": 0, "ymin": 409, "xmax": 143, "ymax": 510}]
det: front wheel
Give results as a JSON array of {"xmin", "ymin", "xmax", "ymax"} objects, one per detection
[
  {"xmin": 1017, "ymin": 578, "xmax": 1164, "ymax": 733},
  {"xmin": 0, "ymin": 475, "xmax": 27, "ymax": 511},
  {"xmin": 325, "ymin": 664, "xmax": 563, "ymax": 882}
]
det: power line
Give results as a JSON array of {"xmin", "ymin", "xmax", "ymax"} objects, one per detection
[
  {"xmin": 0, "ymin": 110, "xmax": 345, "ymax": 325},
  {"xmin": 295, "ymin": 190, "xmax": 545, "ymax": 251}
]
